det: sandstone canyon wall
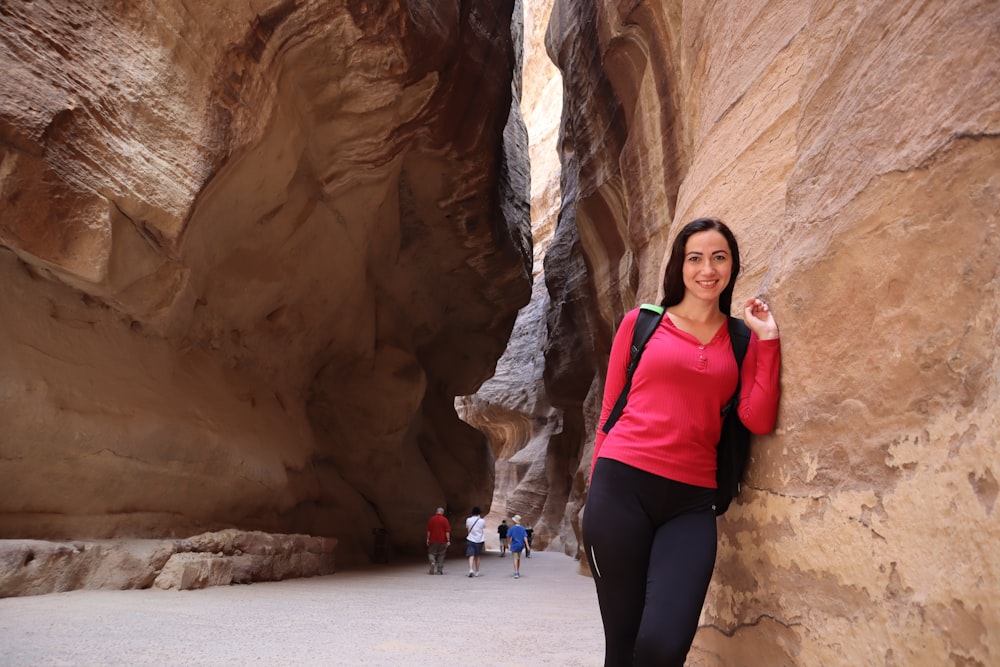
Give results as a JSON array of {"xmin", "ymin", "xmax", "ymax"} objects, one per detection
[
  {"xmin": 456, "ymin": 0, "xmax": 570, "ymax": 551},
  {"xmin": 537, "ymin": 0, "xmax": 998, "ymax": 665},
  {"xmin": 0, "ymin": 1, "xmax": 531, "ymax": 566}
]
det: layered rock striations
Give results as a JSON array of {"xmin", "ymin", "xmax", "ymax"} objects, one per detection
[
  {"xmin": 0, "ymin": 1, "xmax": 530, "ymax": 566},
  {"xmin": 544, "ymin": 0, "xmax": 999, "ymax": 664},
  {"xmin": 456, "ymin": 0, "xmax": 572, "ymax": 551}
]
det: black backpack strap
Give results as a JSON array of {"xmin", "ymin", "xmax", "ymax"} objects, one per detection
[
  {"xmin": 601, "ymin": 304, "xmax": 664, "ymax": 434},
  {"xmin": 721, "ymin": 317, "xmax": 751, "ymax": 416},
  {"xmin": 715, "ymin": 316, "xmax": 753, "ymax": 515},
  {"xmin": 729, "ymin": 316, "xmax": 751, "ymax": 367}
]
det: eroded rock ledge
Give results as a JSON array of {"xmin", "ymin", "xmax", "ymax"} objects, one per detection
[{"xmin": 0, "ymin": 530, "xmax": 337, "ymax": 597}]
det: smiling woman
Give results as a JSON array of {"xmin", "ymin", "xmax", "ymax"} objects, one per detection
[
  {"xmin": 662, "ymin": 218, "xmax": 741, "ymax": 319},
  {"xmin": 681, "ymin": 232, "xmax": 733, "ymax": 305},
  {"xmin": 583, "ymin": 217, "xmax": 782, "ymax": 666}
]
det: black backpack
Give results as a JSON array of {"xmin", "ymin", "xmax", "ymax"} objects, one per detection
[{"xmin": 601, "ymin": 304, "xmax": 752, "ymax": 516}]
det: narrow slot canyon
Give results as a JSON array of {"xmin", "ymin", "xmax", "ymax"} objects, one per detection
[{"xmin": 1, "ymin": 1, "xmax": 998, "ymax": 664}]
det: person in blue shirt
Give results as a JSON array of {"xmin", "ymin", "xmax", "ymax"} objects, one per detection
[{"xmin": 506, "ymin": 515, "xmax": 529, "ymax": 579}]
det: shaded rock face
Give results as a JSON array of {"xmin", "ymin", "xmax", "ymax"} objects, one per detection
[
  {"xmin": 542, "ymin": 0, "xmax": 999, "ymax": 664},
  {"xmin": 0, "ymin": 1, "xmax": 530, "ymax": 566},
  {"xmin": 456, "ymin": 0, "xmax": 572, "ymax": 551}
]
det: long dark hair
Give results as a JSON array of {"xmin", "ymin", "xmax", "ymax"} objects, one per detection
[{"xmin": 660, "ymin": 217, "xmax": 741, "ymax": 314}]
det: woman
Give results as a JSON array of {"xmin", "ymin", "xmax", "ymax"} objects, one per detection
[{"xmin": 583, "ymin": 217, "xmax": 781, "ymax": 666}]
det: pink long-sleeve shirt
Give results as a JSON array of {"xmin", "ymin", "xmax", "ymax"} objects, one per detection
[{"xmin": 592, "ymin": 308, "xmax": 781, "ymax": 488}]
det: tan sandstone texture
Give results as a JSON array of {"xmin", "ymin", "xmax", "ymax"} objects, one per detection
[
  {"xmin": 506, "ymin": 0, "xmax": 995, "ymax": 665},
  {"xmin": 0, "ymin": 1, "xmax": 530, "ymax": 567}
]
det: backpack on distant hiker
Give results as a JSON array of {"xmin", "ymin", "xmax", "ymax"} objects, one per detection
[{"xmin": 601, "ymin": 304, "xmax": 752, "ymax": 516}]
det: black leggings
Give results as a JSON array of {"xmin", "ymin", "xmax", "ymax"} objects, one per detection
[{"xmin": 583, "ymin": 458, "xmax": 718, "ymax": 667}]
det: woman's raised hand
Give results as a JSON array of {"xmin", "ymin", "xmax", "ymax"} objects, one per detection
[{"xmin": 743, "ymin": 297, "xmax": 780, "ymax": 340}]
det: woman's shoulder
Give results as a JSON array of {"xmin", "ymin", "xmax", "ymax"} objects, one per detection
[
  {"xmin": 618, "ymin": 304, "xmax": 652, "ymax": 329},
  {"xmin": 629, "ymin": 303, "xmax": 664, "ymax": 317}
]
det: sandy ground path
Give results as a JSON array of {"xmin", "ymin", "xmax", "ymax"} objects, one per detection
[{"xmin": 0, "ymin": 550, "xmax": 605, "ymax": 666}]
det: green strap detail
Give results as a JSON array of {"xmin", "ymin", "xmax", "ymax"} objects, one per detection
[{"xmin": 639, "ymin": 303, "xmax": 665, "ymax": 315}]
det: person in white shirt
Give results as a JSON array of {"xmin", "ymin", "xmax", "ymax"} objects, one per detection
[{"xmin": 465, "ymin": 506, "xmax": 486, "ymax": 577}]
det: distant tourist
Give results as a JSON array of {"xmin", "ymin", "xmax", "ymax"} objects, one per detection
[
  {"xmin": 524, "ymin": 525, "xmax": 534, "ymax": 557},
  {"xmin": 506, "ymin": 515, "xmax": 529, "ymax": 579},
  {"xmin": 583, "ymin": 217, "xmax": 781, "ymax": 665},
  {"xmin": 497, "ymin": 519, "xmax": 509, "ymax": 557},
  {"xmin": 425, "ymin": 507, "xmax": 450, "ymax": 575},
  {"xmin": 465, "ymin": 506, "xmax": 486, "ymax": 577}
]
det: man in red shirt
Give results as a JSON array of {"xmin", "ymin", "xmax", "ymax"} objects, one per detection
[{"xmin": 425, "ymin": 507, "xmax": 451, "ymax": 575}]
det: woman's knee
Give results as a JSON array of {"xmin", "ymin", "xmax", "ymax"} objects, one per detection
[{"xmin": 633, "ymin": 628, "xmax": 693, "ymax": 667}]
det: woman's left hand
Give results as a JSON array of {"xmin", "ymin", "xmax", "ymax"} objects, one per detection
[{"xmin": 743, "ymin": 297, "xmax": 780, "ymax": 340}]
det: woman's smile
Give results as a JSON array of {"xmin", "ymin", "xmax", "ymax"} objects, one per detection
[{"xmin": 682, "ymin": 230, "xmax": 732, "ymax": 300}]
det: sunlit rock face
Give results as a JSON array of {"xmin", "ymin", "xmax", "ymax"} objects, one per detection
[
  {"xmin": 547, "ymin": 0, "xmax": 999, "ymax": 664},
  {"xmin": 0, "ymin": 1, "xmax": 530, "ymax": 566}
]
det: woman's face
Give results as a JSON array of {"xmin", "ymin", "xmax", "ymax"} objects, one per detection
[{"xmin": 682, "ymin": 230, "xmax": 732, "ymax": 303}]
